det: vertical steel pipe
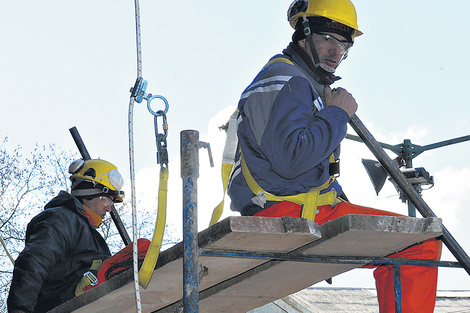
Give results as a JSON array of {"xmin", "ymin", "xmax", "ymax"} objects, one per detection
[
  {"xmin": 402, "ymin": 139, "xmax": 417, "ymax": 217},
  {"xmin": 181, "ymin": 130, "xmax": 199, "ymax": 313},
  {"xmin": 393, "ymin": 263, "xmax": 402, "ymax": 313}
]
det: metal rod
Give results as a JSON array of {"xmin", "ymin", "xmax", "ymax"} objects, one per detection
[
  {"xmin": 346, "ymin": 133, "xmax": 400, "ymax": 152},
  {"xmin": 348, "ymin": 115, "xmax": 470, "ymax": 276},
  {"xmin": 69, "ymin": 127, "xmax": 91, "ymax": 160},
  {"xmin": 418, "ymin": 134, "xmax": 470, "ymax": 154},
  {"xmin": 393, "ymin": 263, "xmax": 402, "ymax": 313},
  {"xmin": 181, "ymin": 130, "xmax": 200, "ymax": 313},
  {"xmin": 69, "ymin": 127, "xmax": 131, "ymax": 246},
  {"xmin": 407, "ymin": 201, "xmax": 416, "ymax": 218},
  {"xmin": 200, "ymin": 249, "xmax": 462, "ymax": 268}
]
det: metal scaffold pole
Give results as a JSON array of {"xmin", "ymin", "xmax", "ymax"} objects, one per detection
[
  {"xmin": 349, "ymin": 114, "xmax": 470, "ymax": 275},
  {"xmin": 181, "ymin": 130, "xmax": 200, "ymax": 313}
]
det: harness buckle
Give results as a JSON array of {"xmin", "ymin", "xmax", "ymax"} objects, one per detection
[
  {"xmin": 329, "ymin": 159, "xmax": 340, "ymax": 178},
  {"xmin": 302, "ymin": 16, "xmax": 311, "ymax": 36},
  {"xmin": 83, "ymin": 271, "xmax": 99, "ymax": 286}
]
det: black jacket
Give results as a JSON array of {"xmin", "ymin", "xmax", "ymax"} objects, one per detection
[{"xmin": 7, "ymin": 191, "xmax": 111, "ymax": 313}]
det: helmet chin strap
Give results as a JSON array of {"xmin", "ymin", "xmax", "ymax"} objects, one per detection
[{"xmin": 302, "ymin": 16, "xmax": 336, "ymax": 76}]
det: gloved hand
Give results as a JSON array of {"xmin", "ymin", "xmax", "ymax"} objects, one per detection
[{"xmin": 324, "ymin": 85, "xmax": 358, "ymax": 118}]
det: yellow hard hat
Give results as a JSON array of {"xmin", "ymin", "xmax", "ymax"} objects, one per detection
[
  {"xmin": 288, "ymin": 0, "xmax": 363, "ymax": 38},
  {"xmin": 69, "ymin": 159, "xmax": 125, "ymax": 202}
]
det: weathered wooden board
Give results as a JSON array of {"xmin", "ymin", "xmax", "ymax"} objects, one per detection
[
  {"xmin": 50, "ymin": 215, "xmax": 442, "ymax": 313},
  {"xmin": 51, "ymin": 216, "xmax": 321, "ymax": 313},
  {"xmin": 193, "ymin": 215, "xmax": 442, "ymax": 313}
]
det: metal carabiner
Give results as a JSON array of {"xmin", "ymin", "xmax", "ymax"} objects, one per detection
[
  {"xmin": 154, "ymin": 111, "xmax": 169, "ymax": 167},
  {"xmin": 154, "ymin": 111, "xmax": 168, "ymax": 141},
  {"xmin": 147, "ymin": 94, "xmax": 169, "ymax": 117}
]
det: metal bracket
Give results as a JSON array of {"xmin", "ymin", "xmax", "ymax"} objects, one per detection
[{"xmin": 199, "ymin": 141, "xmax": 214, "ymax": 167}]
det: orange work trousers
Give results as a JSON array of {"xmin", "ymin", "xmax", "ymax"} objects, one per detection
[{"xmin": 254, "ymin": 201, "xmax": 442, "ymax": 313}]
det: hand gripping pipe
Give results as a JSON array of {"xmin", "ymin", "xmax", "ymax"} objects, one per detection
[{"xmin": 349, "ymin": 114, "xmax": 470, "ymax": 276}]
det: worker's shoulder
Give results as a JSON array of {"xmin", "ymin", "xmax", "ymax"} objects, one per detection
[
  {"xmin": 258, "ymin": 55, "xmax": 310, "ymax": 88},
  {"xmin": 262, "ymin": 55, "xmax": 300, "ymax": 74},
  {"xmin": 29, "ymin": 203, "xmax": 81, "ymax": 228}
]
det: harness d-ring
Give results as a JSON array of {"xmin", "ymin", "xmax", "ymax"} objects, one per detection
[{"xmin": 147, "ymin": 94, "xmax": 169, "ymax": 116}]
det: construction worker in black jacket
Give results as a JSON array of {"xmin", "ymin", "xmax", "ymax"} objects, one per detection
[{"xmin": 8, "ymin": 159, "xmax": 125, "ymax": 313}]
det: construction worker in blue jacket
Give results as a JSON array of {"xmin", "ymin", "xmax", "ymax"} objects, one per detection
[{"xmin": 227, "ymin": 1, "xmax": 442, "ymax": 312}]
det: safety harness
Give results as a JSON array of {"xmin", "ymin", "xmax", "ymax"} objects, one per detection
[
  {"xmin": 241, "ymin": 152, "xmax": 338, "ymax": 221},
  {"xmin": 209, "ymin": 56, "xmax": 341, "ymax": 225},
  {"xmin": 75, "ymin": 259, "xmax": 102, "ymax": 296},
  {"xmin": 209, "ymin": 109, "xmax": 239, "ymax": 226},
  {"xmin": 74, "ymin": 238, "xmax": 151, "ymax": 296}
]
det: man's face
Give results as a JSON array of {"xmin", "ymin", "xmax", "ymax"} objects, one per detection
[
  {"xmin": 83, "ymin": 196, "xmax": 113, "ymax": 219},
  {"xmin": 299, "ymin": 32, "xmax": 352, "ymax": 69}
]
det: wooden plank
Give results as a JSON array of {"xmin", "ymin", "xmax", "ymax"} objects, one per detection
[
  {"xmin": 50, "ymin": 216, "xmax": 321, "ymax": 313},
  {"xmin": 193, "ymin": 215, "xmax": 442, "ymax": 313},
  {"xmin": 50, "ymin": 215, "xmax": 442, "ymax": 313}
]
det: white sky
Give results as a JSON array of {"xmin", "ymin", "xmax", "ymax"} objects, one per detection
[{"xmin": 2, "ymin": 0, "xmax": 470, "ymax": 291}]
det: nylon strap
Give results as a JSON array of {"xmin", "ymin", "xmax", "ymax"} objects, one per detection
[
  {"xmin": 241, "ymin": 151, "xmax": 337, "ymax": 221},
  {"xmin": 75, "ymin": 259, "xmax": 102, "ymax": 296},
  {"xmin": 209, "ymin": 163, "xmax": 233, "ymax": 226},
  {"xmin": 138, "ymin": 166, "xmax": 168, "ymax": 288},
  {"xmin": 302, "ymin": 16, "xmax": 322, "ymax": 67},
  {"xmin": 209, "ymin": 110, "xmax": 239, "ymax": 227}
]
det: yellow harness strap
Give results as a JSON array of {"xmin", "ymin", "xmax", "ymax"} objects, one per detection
[
  {"xmin": 75, "ymin": 259, "xmax": 102, "ymax": 296},
  {"xmin": 139, "ymin": 166, "xmax": 168, "ymax": 288},
  {"xmin": 263, "ymin": 57, "xmax": 295, "ymax": 68},
  {"xmin": 209, "ymin": 109, "xmax": 239, "ymax": 227},
  {"xmin": 241, "ymin": 152, "xmax": 337, "ymax": 221},
  {"xmin": 209, "ymin": 162, "xmax": 233, "ymax": 226}
]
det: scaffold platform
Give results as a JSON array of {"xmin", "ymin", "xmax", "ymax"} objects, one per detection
[{"xmin": 51, "ymin": 214, "xmax": 442, "ymax": 313}]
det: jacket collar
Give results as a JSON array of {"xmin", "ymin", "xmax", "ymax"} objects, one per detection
[
  {"xmin": 283, "ymin": 42, "xmax": 341, "ymax": 88},
  {"xmin": 44, "ymin": 190, "xmax": 94, "ymax": 224}
]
